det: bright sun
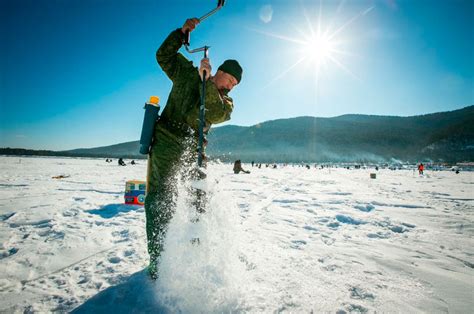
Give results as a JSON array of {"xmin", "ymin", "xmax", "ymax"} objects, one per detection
[
  {"xmin": 303, "ymin": 34, "xmax": 334, "ymax": 65},
  {"xmin": 253, "ymin": 1, "xmax": 374, "ymax": 88}
]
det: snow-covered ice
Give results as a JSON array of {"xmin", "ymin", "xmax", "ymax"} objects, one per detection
[{"xmin": 0, "ymin": 156, "xmax": 473, "ymax": 313}]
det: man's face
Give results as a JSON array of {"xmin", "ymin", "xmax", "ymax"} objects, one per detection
[{"xmin": 213, "ymin": 70, "xmax": 239, "ymax": 94}]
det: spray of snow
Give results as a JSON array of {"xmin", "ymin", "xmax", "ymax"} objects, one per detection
[{"xmin": 153, "ymin": 166, "xmax": 246, "ymax": 312}]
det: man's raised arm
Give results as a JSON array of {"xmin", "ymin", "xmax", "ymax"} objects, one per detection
[{"xmin": 156, "ymin": 18, "xmax": 199, "ymax": 82}]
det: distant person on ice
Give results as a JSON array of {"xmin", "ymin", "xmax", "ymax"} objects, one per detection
[
  {"xmin": 118, "ymin": 158, "xmax": 126, "ymax": 166},
  {"xmin": 145, "ymin": 17, "xmax": 243, "ymax": 279},
  {"xmin": 233, "ymin": 160, "xmax": 250, "ymax": 174},
  {"xmin": 418, "ymin": 163, "xmax": 424, "ymax": 175}
]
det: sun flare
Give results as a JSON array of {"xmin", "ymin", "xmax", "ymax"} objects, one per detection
[
  {"xmin": 302, "ymin": 34, "xmax": 334, "ymax": 65},
  {"xmin": 253, "ymin": 1, "xmax": 374, "ymax": 88}
]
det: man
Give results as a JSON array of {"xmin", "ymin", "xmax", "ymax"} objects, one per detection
[
  {"xmin": 418, "ymin": 163, "xmax": 424, "ymax": 175},
  {"xmin": 233, "ymin": 160, "xmax": 250, "ymax": 174},
  {"xmin": 145, "ymin": 18, "xmax": 243, "ymax": 279}
]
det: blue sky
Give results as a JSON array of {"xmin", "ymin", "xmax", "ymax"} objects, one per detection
[{"xmin": 1, "ymin": 0, "xmax": 472, "ymax": 150}]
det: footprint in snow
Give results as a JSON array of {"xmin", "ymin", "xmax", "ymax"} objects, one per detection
[
  {"xmin": 303, "ymin": 225, "xmax": 318, "ymax": 232},
  {"xmin": 335, "ymin": 215, "xmax": 366, "ymax": 225},
  {"xmin": 323, "ymin": 264, "xmax": 340, "ymax": 272},
  {"xmin": 321, "ymin": 235, "xmax": 335, "ymax": 245},
  {"xmin": 401, "ymin": 222, "xmax": 416, "ymax": 228},
  {"xmin": 390, "ymin": 225, "xmax": 408, "ymax": 233},
  {"xmin": 238, "ymin": 254, "xmax": 257, "ymax": 270},
  {"xmin": 330, "ymin": 192, "xmax": 352, "ymax": 196},
  {"xmin": 0, "ymin": 212, "xmax": 16, "ymax": 221},
  {"xmin": 77, "ymin": 276, "xmax": 90, "ymax": 284},
  {"xmin": 349, "ymin": 286, "xmax": 376, "ymax": 301},
  {"xmin": 108, "ymin": 256, "xmax": 121, "ymax": 264},
  {"xmin": 0, "ymin": 247, "xmax": 19, "ymax": 260},
  {"xmin": 354, "ymin": 204, "xmax": 375, "ymax": 212},
  {"xmin": 318, "ymin": 217, "xmax": 330, "ymax": 224},
  {"xmin": 367, "ymin": 232, "xmax": 391, "ymax": 239},
  {"xmin": 340, "ymin": 303, "xmax": 369, "ymax": 314},
  {"xmin": 123, "ymin": 249, "xmax": 135, "ymax": 257},
  {"xmin": 290, "ymin": 240, "xmax": 307, "ymax": 249},
  {"xmin": 327, "ymin": 222, "xmax": 340, "ymax": 229}
]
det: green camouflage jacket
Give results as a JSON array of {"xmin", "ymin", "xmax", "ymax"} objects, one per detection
[{"xmin": 155, "ymin": 28, "xmax": 233, "ymax": 137}]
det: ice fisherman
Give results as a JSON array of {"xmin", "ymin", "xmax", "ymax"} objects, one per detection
[
  {"xmin": 233, "ymin": 160, "xmax": 250, "ymax": 174},
  {"xmin": 145, "ymin": 17, "xmax": 243, "ymax": 279},
  {"xmin": 418, "ymin": 163, "xmax": 424, "ymax": 175},
  {"xmin": 118, "ymin": 158, "xmax": 126, "ymax": 166}
]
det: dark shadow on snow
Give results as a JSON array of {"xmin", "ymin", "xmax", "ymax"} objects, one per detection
[
  {"xmin": 71, "ymin": 270, "xmax": 171, "ymax": 314},
  {"xmin": 0, "ymin": 212, "xmax": 16, "ymax": 221},
  {"xmin": 85, "ymin": 203, "xmax": 142, "ymax": 219}
]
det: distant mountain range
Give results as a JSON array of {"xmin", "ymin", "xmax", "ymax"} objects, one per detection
[{"xmin": 2, "ymin": 106, "xmax": 473, "ymax": 163}]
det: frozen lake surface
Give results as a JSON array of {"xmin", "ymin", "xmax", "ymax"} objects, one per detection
[{"xmin": 0, "ymin": 156, "xmax": 472, "ymax": 313}]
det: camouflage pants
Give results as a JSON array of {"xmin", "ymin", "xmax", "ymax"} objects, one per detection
[{"xmin": 144, "ymin": 129, "xmax": 205, "ymax": 273}]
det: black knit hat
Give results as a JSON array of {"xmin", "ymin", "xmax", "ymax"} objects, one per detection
[{"xmin": 217, "ymin": 59, "xmax": 243, "ymax": 83}]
